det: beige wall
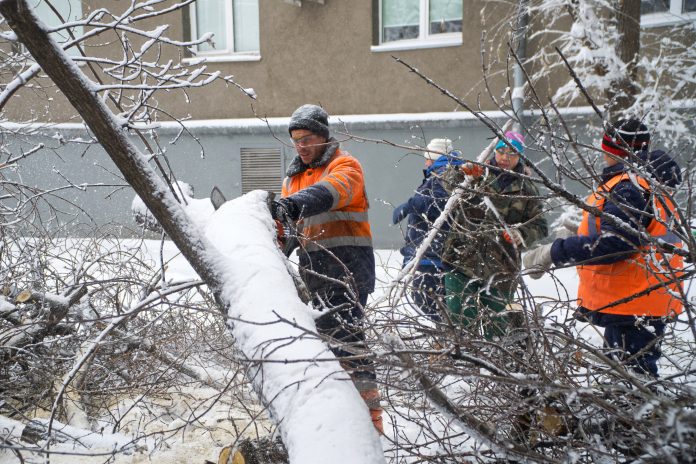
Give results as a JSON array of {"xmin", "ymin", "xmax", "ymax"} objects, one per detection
[
  {"xmin": 179, "ymin": 0, "xmax": 506, "ymax": 120},
  {"xmin": 2, "ymin": 0, "xmax": 692, "ymax": 123},
  {"xmin": 3, "ymin": 0, "xmax": 516, "ymax": 121}
]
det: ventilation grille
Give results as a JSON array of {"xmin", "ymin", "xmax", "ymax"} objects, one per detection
[{"xmin": 240, "ymin": 147, "xmax": 283, "ymax": 195}]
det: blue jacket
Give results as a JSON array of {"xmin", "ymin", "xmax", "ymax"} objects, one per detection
[
  {"xmin": 551, "ymin": 149, "xmax": 682, "ymax": 266},
  {"xmin": 393, "ymin": 153, "xmax": 463, "ymax": 268}
]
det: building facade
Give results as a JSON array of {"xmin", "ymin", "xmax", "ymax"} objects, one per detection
[{"xmin": 2, "ymin": 1, "xmax": 695, "ymax": 248}]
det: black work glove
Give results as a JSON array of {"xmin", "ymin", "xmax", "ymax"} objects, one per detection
[{"xmin": 270, "ymin": 198, "xmax": 300, "ymax": 222}]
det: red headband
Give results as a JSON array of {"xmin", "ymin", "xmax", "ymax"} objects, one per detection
[{"xmin": 601, "ymin": 134, "xmax": 629, "ymax": 157}]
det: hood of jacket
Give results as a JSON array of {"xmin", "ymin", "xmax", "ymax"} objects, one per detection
[
  {"xmin": 640, "ymin": 149, "xmax": 682, "ymax": 188},
  {"xmin": 424, "ymin": 151, "xmax": 464, "ymax": 178}
]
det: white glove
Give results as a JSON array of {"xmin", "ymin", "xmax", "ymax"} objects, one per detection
[
  {"xmin": 553, "ymin": 217, "xmax": 580, "ymax": 240},
  {"xmin": 554, "ymin": 227, "xmax": 575, "ymax": 240},
  {"xmin": 522, "ymin": 243, "xmax": 553, "ymax": 280},
  {"xmin": 562, "ymin": 217, "xmax": 580, "ymax": 233}
]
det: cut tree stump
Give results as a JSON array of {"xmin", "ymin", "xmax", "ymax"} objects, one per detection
[{"xmin": 217, "ymin": 436, "xmax": 288, "ymax": 464}]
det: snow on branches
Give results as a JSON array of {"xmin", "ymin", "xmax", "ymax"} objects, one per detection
[{"xmin": 523, "ymin": 0, "xmax": 695, "ymax": 144}]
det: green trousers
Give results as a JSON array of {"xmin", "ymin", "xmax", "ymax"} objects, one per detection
[{"xmin": 444, "ymin": 271, "xmax": 513, "ymax": 338}]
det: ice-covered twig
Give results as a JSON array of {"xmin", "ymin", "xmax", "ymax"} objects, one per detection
[
  {"xmin": 2, "ymin": 4, "xmax": 385, "ymax": 460},
  {"xmin": 382, "ymin": 333, "xmax": 556, "ymax": 463},
  {"xmin": 394, "ymin": 57, "xmax": 692, "ymax": 262}
]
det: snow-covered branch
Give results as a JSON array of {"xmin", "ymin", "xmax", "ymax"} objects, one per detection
[{"xmin": 0, "ymin": 2, "xmax": 384, "ymax": 461}]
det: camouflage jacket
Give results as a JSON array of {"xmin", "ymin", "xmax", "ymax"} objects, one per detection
[{"xmin": 441, "ymin": 162, "xmax": 548, "ymax": 291}]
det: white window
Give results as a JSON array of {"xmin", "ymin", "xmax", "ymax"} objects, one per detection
[
  {"xmin": 29, "ymin": 0, "xmax": 83, "ymax": 57},
  {"xmin": 373, "ymin": 0, "xmax": 463, "ymax": 52},
  {"xmin": 190, "ymin": 0, "xmax": 260, "ymax": 61},
  {"xmin": 641, "ymin": 0, "xmax": 696, "ymax": 27}
]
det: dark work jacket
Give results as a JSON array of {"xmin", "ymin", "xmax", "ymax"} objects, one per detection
[
  {"xmin": 392, "ymin": 154, "xmax": 463, "ymax": 268},
  {"xmin": 550, "ymin": 149, "xmax": 682, "ymax": 266}
]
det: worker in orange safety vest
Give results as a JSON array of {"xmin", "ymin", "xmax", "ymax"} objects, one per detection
[
  {"xmin": 269, "ymin": 104, "xmax": 382, "ymax": 432},
  {"xmin": 523, "ymin": 119, "xmax": 684, "ymax": 377}
]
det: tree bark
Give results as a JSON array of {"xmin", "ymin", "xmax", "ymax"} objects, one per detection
[
  {"xmin": 607, "ymin": 0, "xmax": 641, "ymax": 115},
  {"xmin": 0, "ymin": 2, "xmax": 385, "ymax": 462}
]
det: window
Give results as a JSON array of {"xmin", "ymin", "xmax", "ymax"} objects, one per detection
[
  {"xmin": 373, "ymin": 0, "xmax": 463, "ymax": 51},
  {"xmin": 240, "ymin": 147, "xmax": 283, "ymax": 195},
  {"xmin": 29, "ymin": 0, "xmax": 83, "ymax": 57},
  {"xmin": 641, "ymin": 0, "xmax": 696, "ymax": 26},
  {"xmin": 190, "ymin": 0, "xmax": 260, "ymax": 60},
  {"xmin": 642, "ymin": 0, "xmax": 670, "ymax": 14}
]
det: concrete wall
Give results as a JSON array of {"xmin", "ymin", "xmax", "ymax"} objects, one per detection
[
  {"xmin": 6, "ymin": 113, "xmax": 524, "ymax": 248},
  {"xmin": 7, "ymin": 109, "xmax": 693, "ymax": 248}
]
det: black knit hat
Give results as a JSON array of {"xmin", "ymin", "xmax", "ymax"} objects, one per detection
[
  {"xmin": 288, "ymin": 104, "xmax": 330, "ymax": 139},
  {"xmin": 601, "ymin": 118, "xmax": 650, "ymax": 157}
]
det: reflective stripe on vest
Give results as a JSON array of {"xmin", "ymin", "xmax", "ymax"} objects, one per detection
[
  {"xmin": 576, "ymin": 173, "xmax": 684, "ymax": 316},
  {"xmin": 303, "ymin": 211, "xmax": 370, "ymax": 225},
  {"xmin": 304, "ymin": 236, "xmax": 374, "ymax": 252}
]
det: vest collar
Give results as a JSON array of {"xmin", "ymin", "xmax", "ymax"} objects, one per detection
[{"xmin": 601, "ymin": 162, "xmax": 628, "ymax": 183}]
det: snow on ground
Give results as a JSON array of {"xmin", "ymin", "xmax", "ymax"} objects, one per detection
[
  {"xmin": 2, "ymin": 239, "xmax": 694, "ymax": 463},
  {"xmin": 0, "ymin": 385, "xmax": 271, "ymax": 464}
]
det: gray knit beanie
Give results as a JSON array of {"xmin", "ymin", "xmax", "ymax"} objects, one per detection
[{"xmin": 288, "ymin": 104, "xmax": 330, "ymax": 139}]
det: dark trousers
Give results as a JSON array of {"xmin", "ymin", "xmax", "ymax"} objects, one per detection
[
  {"xmin": 411, "ymin": 265, "xmax": 445, "ymax": 322},
  {"xmin": 576, "ymin": 308, "xmax": 666, "ymax": 377},
  {"xmin": 313, "ymin": 288, "xmax": 376, "ymax": 385},
  {"xmin": 604, "ymin": 320, "xmax": 665, "ymax": 378}
]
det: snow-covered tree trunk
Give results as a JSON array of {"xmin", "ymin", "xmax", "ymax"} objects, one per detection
[
  {"xmin": 523, "ymin": 0, "xmax": 695, "ymax": 144},
  {"xmin": 0, "ymin": 1, "xmax": 384, "ymax": 462},
  {"xmin": 607, "ymin": 0, "xmax": 640, "ymax": 114}
]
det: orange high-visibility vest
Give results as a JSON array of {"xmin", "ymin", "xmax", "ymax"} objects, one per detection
[
  {"xmin": 282, "ymin": 149, "xmax": 372, "ymax": 252},
  {"xmin": 576, "ymin": 173, "xmax": 683, "ymax": 316}
]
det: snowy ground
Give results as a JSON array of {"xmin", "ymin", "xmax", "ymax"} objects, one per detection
[{"xmin": 2, "ymin": 243, "xmax": 694, "ymax": 464}]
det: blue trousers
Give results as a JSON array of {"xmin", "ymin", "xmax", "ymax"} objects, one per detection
[{"xmin": 604, "ymin": 320, "xmax": 665, "ymax": 378}]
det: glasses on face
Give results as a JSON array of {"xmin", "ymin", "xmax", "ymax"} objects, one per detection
[
  {"xmin": 291, "ymin": 134, "xmax": 324, "ymax": 147},
  {"xmin": 496, "ymin": 148, "xmax": 519, "ymax": 157}
]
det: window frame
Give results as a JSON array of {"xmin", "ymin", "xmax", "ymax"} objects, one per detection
[
  {"xmin": 187, "ymin": 0, "xmax": 261, "ymax": 63},
  {"xmin": 641, "ymin": 0, "xmax": 696, "ymax": 27},
  {"xmin": 371, "ymin": 0, "xmax": 463, "ymax": 52}
]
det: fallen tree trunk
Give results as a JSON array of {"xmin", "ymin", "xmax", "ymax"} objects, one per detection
[
  {"xmin": 0, "ymin": 3, "xmax": 384, "ymax": 462},
  {"xmin": 0, "ymin": 414, "xmax": 128, "ymax": 449}
]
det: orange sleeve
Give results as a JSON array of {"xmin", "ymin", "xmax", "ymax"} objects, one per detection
[{"xmin": 316, "ymin": 156, "xmax": 366, "ymax": 210}]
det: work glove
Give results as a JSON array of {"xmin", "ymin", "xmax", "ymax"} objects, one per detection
[
  {"xmin": 522, "ymin": 243, "xmax": 553, "ymax": 280},
  {"xmin": 503, "ymin": 229, "xmax": 524, "ymax": 247},
  {"xmin": 392, "ymin": 203, "xmax": 408, "ymax": 224},
  {"xmin": 270, "ymin": 198, "xmax": 300, "ymax": 222},
  {"xmin": 562, "ymin": 217, "xmax": 580, "ymax": 233},
  {"xmin": 554, "ymin": 227, "xmax": 575, "ymax": 240},
  {"xmin": 552, "ymin": 216, "xmax": 580, "ymax": 240},
  {"xmin": 462, "ymin": 162, "xmax": 484, "ymax": 177}
]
